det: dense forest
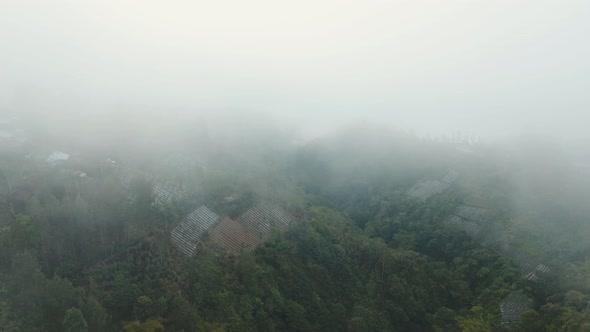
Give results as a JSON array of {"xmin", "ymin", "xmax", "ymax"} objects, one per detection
[{"xmin": 0, "ymin": 119, "xmax": 589, "ymax": 331}]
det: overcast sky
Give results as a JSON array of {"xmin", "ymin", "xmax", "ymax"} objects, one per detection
[{"xmin": 1, "ymin": 0, "xmax": 589, "ymax": 140}]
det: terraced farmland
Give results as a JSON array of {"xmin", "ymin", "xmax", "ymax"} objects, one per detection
[
  {"xmin": 407, "ymin": 171, "xmax": 459, "ymax": 200},
  {"xmin": 445, "ymin": 214, "xmax": 483, "ymax": 237},
  {"xmin": 442, "ymin": 170, "xmax": 460, "ymax": 184},
  {"xmin": 445, "ymin": 205, "xmax": 551, "ymax": 281},
  {"xmin": 484, "ymin": 238, "xmax": 551, "ymax": 281},
  {"xmin": 209, "ymin": 217, "xmax": 261, "ymax": 255},
  {"xmin": 500, "ymin": 290, "xmax": 532, "ymax": 326},
  {"xmin": 153, "ymin": 182, "xmax": 182, "ymax": 206},
  {"xmin": 209, "ymin": 202, "xmax": 294, "ymax": 255},
  {"xmin": 407, "ymin": 180, "xmax": 449, "ymax": 200},
  {"xmin": 171, "ymin": 206, "xmax": 219, "ymax": 256},
  {"xmin": 444, "ymin": 205, "xmax": 489, "ymax": 238},
  {"xmin": 236, "ymin": 202, "xmax": 292, "ymax": 235}
]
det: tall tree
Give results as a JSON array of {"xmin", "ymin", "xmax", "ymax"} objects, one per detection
[{"xmin": 63, "ymin": 308, "xmax": 88, "ymax": 332}]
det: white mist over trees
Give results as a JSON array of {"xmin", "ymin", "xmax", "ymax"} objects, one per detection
[
  {"xmin": 1, "ymin": 1, "xmax": 590, "ymax": 331},
  {"xmin": 1, "ymin": 0, "xmax": 590, "ymax": 140}
]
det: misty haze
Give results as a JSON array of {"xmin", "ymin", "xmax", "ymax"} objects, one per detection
[{"xmin": 1, "ymin": 1, "xmax": 590, "ymax": 331}]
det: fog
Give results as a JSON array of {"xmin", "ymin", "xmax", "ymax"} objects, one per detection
[
  {"xmin": 4, "ymin": 3, "xmax": 590, "ymax": 330},
  {"xmin": 2, "ymin": 0, "xmax": 590, "ymax": 141}
]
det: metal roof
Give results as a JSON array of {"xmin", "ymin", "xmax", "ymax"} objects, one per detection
[{"xmin": 46, "ymin": 151, "xmax": 70, "ymax": 164}]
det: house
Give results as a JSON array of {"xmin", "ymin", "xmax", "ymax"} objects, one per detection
[{"xmin": 46, "ymin": 151, "xmax": 70, "ymax": 166}]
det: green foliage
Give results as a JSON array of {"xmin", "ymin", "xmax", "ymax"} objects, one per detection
[
  {"xmin": 134, "ymin": 295, "xmax": 154, "ymax": 321},
  {"xmin": 510, "ymin": 309, "xmax": 544, "ymax": 332},
  {"xmin": 107, "ymin": 273, "xmax": 140, "ymax": 321},
  {"xmin": 0, "ymin": 300, "xmax": 20, "ymax": 332},
  {"xmin": 63, "ymin": 308, "xmax": 88, "ymax": 332},
  {"xmin": 0, "ymin": 130, "xmax": 588, "ymax": 331},
  {"xmin": 82, "ymin": 296, "xmax": 109, "ymax": 332},
  {"xmin": 6, "ymin": 251, "xmax": 46, "ymax": 329},
  {"xmin": 456, "ymin": 306, "xmax": 492, "ymax": 332},
  {"xmin": 123, "ymin": 319, "xmax": 164, "ymax": 332}
]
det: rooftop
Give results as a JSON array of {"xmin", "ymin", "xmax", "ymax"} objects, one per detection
[{"xmin": 46, "ymin": 151, "xmax": 70, "ymax": 165}]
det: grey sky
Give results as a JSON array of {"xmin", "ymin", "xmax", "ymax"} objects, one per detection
[{"xmin": 1, "ymin": 0, "xmax": 589, "ymax": 140}]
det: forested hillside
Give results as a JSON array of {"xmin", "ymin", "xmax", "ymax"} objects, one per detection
[{"xmin": 0, "ymin": 125, "xmax": 589, "ymax": 331}]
